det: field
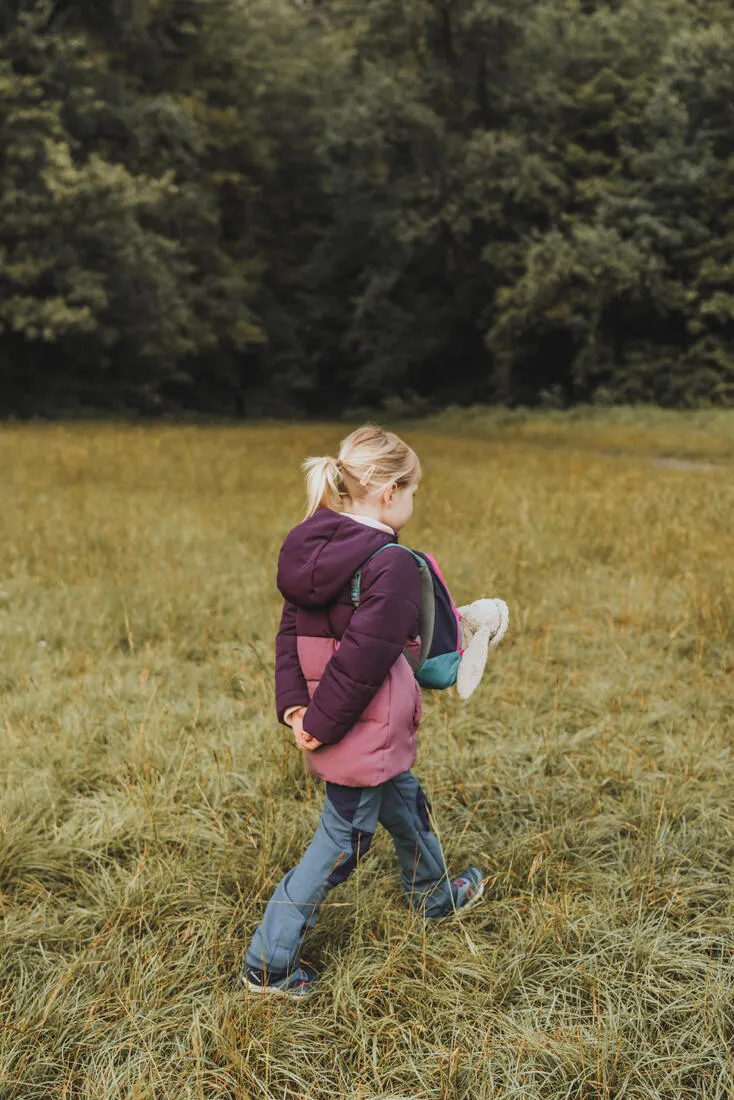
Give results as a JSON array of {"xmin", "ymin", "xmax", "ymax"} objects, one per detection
[{"xmin": 1, "ymin": 413, "xmax": 733, "ymax": 1099}]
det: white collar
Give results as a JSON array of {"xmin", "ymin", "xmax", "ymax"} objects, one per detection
[{"xmin": 341, "ymin": 511, "xmax": 396, "ymax": 536}]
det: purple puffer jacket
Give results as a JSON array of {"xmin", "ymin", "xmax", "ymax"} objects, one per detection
[{"xmin": 274, "ymin": 509, "xmax": 423, "ymax": 787}]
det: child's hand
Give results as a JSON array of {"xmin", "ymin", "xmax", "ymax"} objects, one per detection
[
  {"xmin": 290, "ymin": 709, "xmax": 323, "ymax": 752},
  {"xmin": 297, "ymin": 729, "xmax": 323, "ymax": 752}
]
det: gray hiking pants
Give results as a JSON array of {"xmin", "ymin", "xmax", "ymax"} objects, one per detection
[{"xmin": 246, "ymin": 770, "xmax": 452, "ymax": 974}]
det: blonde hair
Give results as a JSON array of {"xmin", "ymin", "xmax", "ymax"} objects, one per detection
[{"xmin": 303, "ymin": 425, "xmax": 422, "ymax": 519}]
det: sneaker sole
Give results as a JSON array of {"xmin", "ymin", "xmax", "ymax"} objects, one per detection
[{"xmin": 240, "ymin": 976, "xmax": 316, "ymax": 998}]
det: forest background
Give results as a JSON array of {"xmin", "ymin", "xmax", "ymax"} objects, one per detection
[{"xmin": 2, "ymin": 0, "xmax": 734, "ymax": 419}]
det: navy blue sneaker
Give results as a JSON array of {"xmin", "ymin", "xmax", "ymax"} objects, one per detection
[
  {"xmin": 451, "ymin": 866, "xmax": 486, "ymax": 916},
  {"xmin": 429, "ymin": 866, "xmax": 486, "ymax": 921},
  {"xmin": 238, "ymin": 961, "xmax": 319, "ymax": 997}
]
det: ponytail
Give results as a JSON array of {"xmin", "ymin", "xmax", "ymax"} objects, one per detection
[{"xmin": 302, "ymin": 455, "xmax": 342, "ymax": 519}]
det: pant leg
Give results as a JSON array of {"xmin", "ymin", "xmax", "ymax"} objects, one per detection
[
  {"xmin": 246, "ymin": 782, "xmax": 382, "ymax": 974},
  {"xmin": 378, "ymin": 771, "xmax": 453, "ymax": 918}
]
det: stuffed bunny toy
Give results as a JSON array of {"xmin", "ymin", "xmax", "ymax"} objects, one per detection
[{"xmin": 456, "ymin": 598, "xmax": 510, "ymax": 700}]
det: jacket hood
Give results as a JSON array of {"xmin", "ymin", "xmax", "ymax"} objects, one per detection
[{"xmin": 277, "ymin": 510, "xmax": 396, "ymax": 609}]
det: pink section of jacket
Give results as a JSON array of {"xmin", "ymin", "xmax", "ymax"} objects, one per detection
[{"xmin": 297, "ymin": 636, "xmax": 422, "ymax": 786}]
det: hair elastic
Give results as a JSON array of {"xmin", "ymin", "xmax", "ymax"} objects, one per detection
[{"xmin": 359, "ymin": 464, "xmax": 376, "ymax": 487}]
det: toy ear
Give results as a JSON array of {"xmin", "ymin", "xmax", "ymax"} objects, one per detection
[
  {"xmin": 487, "ymin": 599, "xmax": 509, "ymax": 651},
  {"xmin": 456, "ymin": 624, "xmax": 491, "ymax": 699}
]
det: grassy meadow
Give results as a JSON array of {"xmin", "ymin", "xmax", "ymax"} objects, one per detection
[{"xmin": 1, "ymin": 414, "xmax": 733, "ymax": 1099}]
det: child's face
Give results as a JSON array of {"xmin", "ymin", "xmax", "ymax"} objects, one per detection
[{"xmin": 381, "ymin": 480, "xmax": 419, "ymax": 532}]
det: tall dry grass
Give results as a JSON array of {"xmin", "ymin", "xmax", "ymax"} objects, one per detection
[{"xmin": 0, "ymin": 417, "xmax": 733, "ymax": 1098}]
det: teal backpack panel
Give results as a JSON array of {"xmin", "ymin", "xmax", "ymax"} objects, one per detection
[{"xmin": 416, "ymin": 650, "xmax": 462, "ymax": 689}]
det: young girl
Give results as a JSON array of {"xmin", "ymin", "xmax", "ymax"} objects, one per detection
[{"xmin": 240, "ymin": 426, "xmax": 485, "ymax": 997}]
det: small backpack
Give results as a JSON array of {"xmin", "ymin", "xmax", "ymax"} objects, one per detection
[{"xmin": 350, "ymin": 544, "xmax": 463, "ymax": 689}]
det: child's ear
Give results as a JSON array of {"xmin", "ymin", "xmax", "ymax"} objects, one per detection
[{"xmin": 383, "ymin": 482, "xmax": 397, "ymax": 506}]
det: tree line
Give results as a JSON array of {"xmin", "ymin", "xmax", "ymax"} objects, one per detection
[{"xmin": 1, "ymin": 0, "xmax": 733, "ymax": 416}]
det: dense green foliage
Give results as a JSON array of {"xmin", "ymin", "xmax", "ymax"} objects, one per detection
[{"xmin": 1, "ymin": 0, "xmax": 733, "ymax": 414}]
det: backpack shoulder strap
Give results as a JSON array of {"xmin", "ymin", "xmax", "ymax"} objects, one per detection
[
  {"xmin": 350, "ymin": 542, "xmax": 421, "ymax": 607},
  {"xmin": 350, "ymin": 543, "xmax": 434, "ymax": 670}
]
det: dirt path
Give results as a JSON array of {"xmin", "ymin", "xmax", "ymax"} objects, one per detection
[{"xmin": 652, "ymin": 457, "xmax": 730, "ymax": 472}]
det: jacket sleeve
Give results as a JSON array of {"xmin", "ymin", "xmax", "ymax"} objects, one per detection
[
  {"xmin": 275, "ymin": 600, "xmax": 310, "ymax": 724},
  {"xmin": 303, "ymin": 547, "xmax": 421, "ymax": 746}
]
